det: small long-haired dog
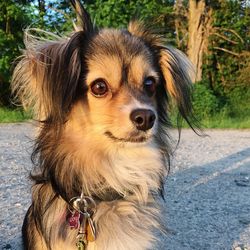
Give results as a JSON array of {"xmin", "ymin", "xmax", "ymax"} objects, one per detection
[{"xmin": 12, "ymin": 1, "xmax": 195, "ymax": 249}]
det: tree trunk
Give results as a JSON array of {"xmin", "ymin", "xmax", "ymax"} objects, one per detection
[
  {"xmin": 174, "ymin": 0, "xmax": 183, "ymax": 48},
  {"xmin": 187, "ymin": 0, "xmax": 212, "ymax": 82}
]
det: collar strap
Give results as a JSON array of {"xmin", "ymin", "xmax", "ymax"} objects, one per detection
[{"xmin": 92, "ymin": 191, "xmax": 125, "ymax": 203}]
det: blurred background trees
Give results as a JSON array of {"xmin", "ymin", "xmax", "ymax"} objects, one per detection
[
  {"xmin": 0, "ymin": 0, "xmax": 249, "ymax": 126},
  {"xmin": 0, "ymin": 0, "xmax": 33, "ymax": 105}
]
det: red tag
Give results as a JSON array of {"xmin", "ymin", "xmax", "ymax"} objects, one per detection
[{"xmin": 68, "ymin": 211, "xmax": 80, "ymax": 229}]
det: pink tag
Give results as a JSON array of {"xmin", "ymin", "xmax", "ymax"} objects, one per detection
[{"xmin": 68, "ymin": 211, "xmax": 80, "ymax": 229}]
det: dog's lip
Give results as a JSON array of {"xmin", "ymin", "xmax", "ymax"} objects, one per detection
[{"xmin": 104, "ymin": 131, "xmax": 149, "ymax": 143}]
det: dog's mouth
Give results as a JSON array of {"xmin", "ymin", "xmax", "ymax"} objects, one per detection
[{"xmin": 104, "ymin": 131, "xmax": 149, "ymax": 143}]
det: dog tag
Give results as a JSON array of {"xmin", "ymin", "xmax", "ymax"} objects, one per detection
[
  {"xmin": 68, "ymin": 211, "xmax": 81, "ymax": 229},
  {"xmin": 68, "ymin": 194, "xmax": 97, "ymax": 247},
  {"xmin": 86, "ymin": 217, "xmax": 96, "ymax": 242}
]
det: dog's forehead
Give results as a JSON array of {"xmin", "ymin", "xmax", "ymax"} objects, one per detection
[
  {"xmin": 88, "ymin": 29, "xmax": 150, "ymax": 59},
  {"xmin": 85, "ymin": 29, "xmax": 157, "ymax": 88}
]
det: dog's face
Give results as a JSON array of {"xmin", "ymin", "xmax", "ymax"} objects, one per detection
[
  {"xmin": 74, "ymin": 29, "xmax": 159, "ymax": 144},
  {"xmin": 13, "ymin": 2, "xmax": 194, "ymax": 150},
  {"xmin": 13, "ymin": 22, "xmax": 194, "ymax": 153}
]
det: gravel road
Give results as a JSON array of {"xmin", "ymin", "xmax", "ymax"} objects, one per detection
[{"xmin": 0, "ymin": 123, "xmax": 250, "ymax": 250}]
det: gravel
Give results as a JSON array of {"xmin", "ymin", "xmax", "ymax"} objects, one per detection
[{"xmin": 0, "ymin": 123, "xmax": 250, "ymax": 250}]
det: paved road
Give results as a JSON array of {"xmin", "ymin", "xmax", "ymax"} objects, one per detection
[{"xmin": 0, "ymin": 123, "xmax": 250, "ymax": 250}]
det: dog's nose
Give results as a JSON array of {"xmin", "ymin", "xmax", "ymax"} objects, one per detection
[{"xmin": 130, "ymin": 109, "xmax": 156, "ymax": 131}]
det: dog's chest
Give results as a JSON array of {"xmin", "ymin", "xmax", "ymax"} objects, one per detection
[
  {"xmin": 106, "ymin": 144, "xmax": 164, "ymax": 199},
  {"xmin": 111, "ymin": 144, "xmax": 163, "ymax": 178}
]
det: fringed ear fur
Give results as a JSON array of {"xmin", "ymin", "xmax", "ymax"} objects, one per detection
[
  {"xmin": 159, "ymin": 46, "xmax": 195, "ymax": 124},
  {"xmin": 12, "ymin": 1, "xmax": 94, "ymax": 123},
  {"xmin": 128, "ymin": 21, "xmax": 196, "ymax": 128},
  {"xmin": 12, "ymin": 30, "xmax": 85, "ymax": 123}
]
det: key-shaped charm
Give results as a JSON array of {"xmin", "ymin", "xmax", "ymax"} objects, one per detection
[
  {"xmin": 86, "ymin": 217, "xmax": 96, "ymax": 242},
  {"xmin": 76, "ymin": 216, "xmax": 88, "ymax": 250},
  {"xmin": 76, "ymin": 235, "xmax": 86, "ymax": 250}
]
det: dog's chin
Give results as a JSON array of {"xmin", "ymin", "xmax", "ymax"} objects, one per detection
[{"xmin": 104, "ymin": 131, "xmax": 151, "ymax": 144}]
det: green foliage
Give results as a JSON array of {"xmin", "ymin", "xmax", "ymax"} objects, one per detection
[
  {"xmin": 204, "ymin": 0, "xmax": 250, "ymax": 94},
  {"xmin": 226, "ymin": 87, "xmax": 250, "ymax": 118},
  {"xmin": 192, "ymin": 83, "xmax": 220, "ymax": 120},
  {"xmin": 237, "ymin": 52, "xmax": 250, "ymax": 87},
  {"xmin": 0, "ymin": 0, "xmax": 73, "ymax": 106},
  {"xmin": 190, "ymin": 82, "xmax": 250, "ymax": 128},
  {"xmin": 0, "ymin": 107, "xmax": 31, "ymax": 123},
  {"xmin": 0, "ymin": 1, "xmax": 34, "ymax": 105},
  {"xmin": 198, "ymin": 0, "xmax": 250, "ymax": 128},
  {"xmin": 0, "ymin": 0, "xmax": 249, "ymax": 128},
  {"xmin": 85, "ymin": 0, "xmax": 175, "ymax": 43},
  {"xmin": 86, "ymin": 0, "xmax": 167, "ymax": 27},
  {"xmin": 170, "ymin": 83, "xmax": 250, "ymax": 128}
]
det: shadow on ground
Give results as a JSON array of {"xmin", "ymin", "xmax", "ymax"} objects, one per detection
[{"xmin": 157, "ymin": 148, "xmax": 250, "ymax": 250}]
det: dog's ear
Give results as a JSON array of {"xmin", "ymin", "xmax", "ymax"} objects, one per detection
[
  {"xmin": 12, "ymin": 31, "xmax": 85, "ymax": 122},
  {"xmin": 158, "ymin": 46, "xmax": 194, "ymax": 123},
  {"xmin": 70, "ymin": 0, "xmax": 93, "ymax": 32},
  {"xmin": 12, "ymin": 3, "xmax": 93, "ymax": 123},
  {"xmin": 128, "ymin": 21, "xmax": 195, "ymax": 127}
]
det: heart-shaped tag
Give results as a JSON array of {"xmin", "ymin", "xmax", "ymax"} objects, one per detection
[{"xmin": 68, "ymin": 211, "xmax": 81, "ymax": 229}]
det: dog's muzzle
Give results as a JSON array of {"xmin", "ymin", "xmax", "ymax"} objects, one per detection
[{"xmin": 104, "ymin": 108, "xmax": 156, "ymax": 143}]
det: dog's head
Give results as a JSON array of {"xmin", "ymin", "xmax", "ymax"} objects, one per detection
[
  {"xmin": 12, "ymin": 0, "xmax": 194, "ymax": 148},
  {"xmin": 12, "ymin": 0, "xmax": 198, "ymax": 202}
]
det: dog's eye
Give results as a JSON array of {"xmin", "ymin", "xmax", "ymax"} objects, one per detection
[
  {"xmin": 90, "ymin": 79, "xmax": 109, "ymax": 97},
  {"xmin": 143, "ymin": 77, "xmax": 156, "ymax": 96}
]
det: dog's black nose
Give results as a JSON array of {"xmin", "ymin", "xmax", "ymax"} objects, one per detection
[{"xmin": 130, "ymin": 109, "xmax": 156, "ymax": 131}]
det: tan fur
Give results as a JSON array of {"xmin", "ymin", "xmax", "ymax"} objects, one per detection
[
  {"xmin": 128, "ymin": 21, "xmax": 194, "ymax": 101},
  {"xmin": 12, "ymin": 3, "xmax": 195, "ymax": 249},
  {"xmin": 128, "ymin": 55, "xmax": 159, "ymax": 89},
  {"xmin": 87, "ymin": 55, "xmax": 122, "ymax": 91},
  {"xmin": 159, "ymin": 49, "xmax": 194, "ymax": 99}
]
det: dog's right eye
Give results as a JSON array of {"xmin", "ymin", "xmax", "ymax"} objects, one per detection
[
  {"xmin": 143, "ymin": 76, "xmax": 156, "ymax": 97},
  {"xmin": 90, "ymin": 79, "xmax": 109, "ymax": 97}
]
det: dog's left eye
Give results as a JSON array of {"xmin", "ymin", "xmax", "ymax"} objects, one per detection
[
  {"xmin": 90, "ymin": 79, "xmax": 109, "ymax": 97},
  {"xmin": 143, "ymin": 77, "xmax": 156, "ymax": 96}
]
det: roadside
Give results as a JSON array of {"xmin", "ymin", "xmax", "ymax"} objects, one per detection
[
  {"xmin": 0, "ymin": 123, "xmax": 250, "ymax": 249},
  {"xmin": 158, "ymin": 129, "xmax": 250, "ymax": 250}
]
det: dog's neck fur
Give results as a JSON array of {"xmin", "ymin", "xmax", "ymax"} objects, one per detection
[
  {"xmin": 31, "ymin": 122, "xmax": 167, "ymax": 250},
  {"xmin": 35, "ymin": 115, "xmax": 166, "ymax": 199}
]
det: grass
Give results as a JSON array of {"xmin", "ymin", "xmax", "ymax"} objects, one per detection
[
  {"xmin": 199, "ymin": 116, "xmax": 250, "ymax": 129},
  {"xmin": 170, "ymin": 110, "xmax": 250, "ymax": 129},
  {"xmin": 0, "ymin": 107, "xmax": 31, "ymax": 123},
  {"xmin": 0, "ymin": 107, "xmax": 249, "ymax": 129},
  {"xmin": 196, "ymin": 107, "xmax": 250, "ymax": 129}
]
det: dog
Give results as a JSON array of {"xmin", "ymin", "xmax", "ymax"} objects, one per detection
[{"xmin": 12, "ymin": 1, "xmax": 195, "ymax": 249}]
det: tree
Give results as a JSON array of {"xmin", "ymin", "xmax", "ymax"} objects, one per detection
[
  {"xmin": 1, "ymin": 0, "xmax": 249, "ymax": 121},
  {"xmin": 0, "ymin": 0, "xmax": 74, "ymax": 106},
  {"xmin": 205, "ymin": 0, "xmax": 249, "ymax": 92},
  {"xmin": 174, "ymin": 0, "xmax": 188, "ymax": 50},
  {"xmin": 187, "ymin": 0, "xmax": 213, "ymax": 82}
]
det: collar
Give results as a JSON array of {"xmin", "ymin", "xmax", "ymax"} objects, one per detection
[{"xmin": 91, "ymin": 190, "xmax": 125, "ymax": 203}]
